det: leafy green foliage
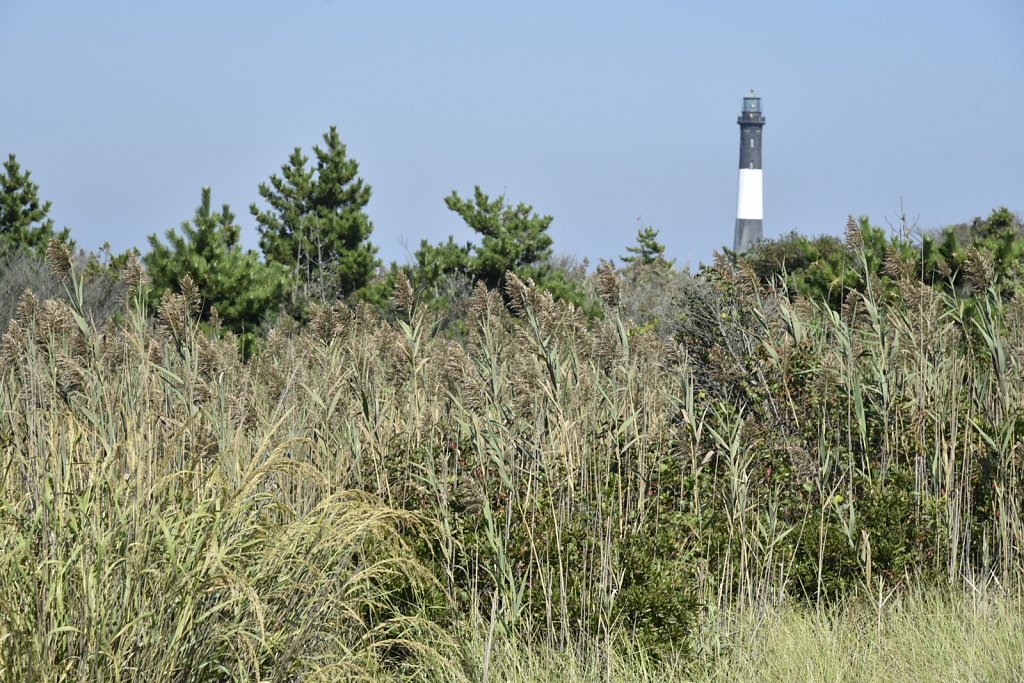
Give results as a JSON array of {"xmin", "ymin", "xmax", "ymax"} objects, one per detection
[
  {"xmin": 742, "ymin": 218, "xmax": 889, "ymax": 308},
  {"xmin": 784, "ymin": 468, "xmax": 943, "ymax": 602},
  {"xmin": 251, "ymin": 126, "xmax": 379, "ymax": 303},
  {"xmin": 146, "ymin": 187, "xmax": 289, "ymax": 340},
  {"xmin": 0, "ymin": 154, "xmax": 70, "ymax": 257},
  {"xmin": 614, "ymin": 517, "xmax": 698, "ymax": 650},
  {"xmin": 745, "ymin": 208, "xmax": 1024, "ymax": 308}
]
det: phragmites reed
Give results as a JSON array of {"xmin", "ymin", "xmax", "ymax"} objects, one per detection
[
  {"xmin": 119, "ymin": 250, "xmax": 149, "ymax": 298},
  {"xmin": 844, "ymin": 214, "xmax": 863, "ymax": 250},
  {"xmin": 157, "ymin": 290, "xmax": 192, "ymax": 344},
  {"xmin": 15, "ymin": 288, "xmax": 38, "ymax": 324},
  {"xmin": 54, "ymin": 349, "xmax": 85, "ymax": 395},
  {"xmin": 883, "ymin": 243, "xmax": 912, "ymax": 283},
  {"xmin": 936, "ymin": 255, "xmax": 953, "ymax": 280},
  {"xmin": 207, "ymin": 306, "xmax": 222, "ymax": 330},
  {"xmin": 735, "ymin": 256, "xmax": 761, "ymax": 297},
  {"xmin": 467, "ymin": 281, "xmax": 503, "ymax": 327},
  {"xmin": 595, "ymin": 260, "xmax": 620, "ymax": 307},
  {"xmin": 964, "ymin": 246, "xmax": 995, "ymax": 291},
  {"xmin": 179, "ymin": 273, "xmax": 202, "ymax": 315},
  {"xmin": 4, "ymin": 228, "xmax": 1024, "ymax": 679},
  {"xmin": 393, "ymin": 269, "xmax": 415, "ymax": 316},
  {"xmin": 0, "ymin": 320, "xmax": 24, "ymax": 372},
  {"xmin": 35, "ymin": 299, "xmax": 75, "ymax": 346},
  {"xmin": 307, "ymin": 302, "xmax": 352, "ymax": 344},
  {"xmin": 156, "ymin": 274, "xmax": 205, "ymax": 345},
  {"xmin": 503, "ymin": 271, "xmax": 531, "ymax": 317},
  {"xmin": 46, "ymin": 238, "xmax": 73, "ymax": 283}
]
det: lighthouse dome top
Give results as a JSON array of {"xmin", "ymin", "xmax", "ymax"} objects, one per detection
[{"xmin": 742, "ymin": 91, "xmax": 761, "ymax": 112}]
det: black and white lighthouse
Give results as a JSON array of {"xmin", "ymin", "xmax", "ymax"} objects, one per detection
[{"xmin": 733, "ymin": 91, "xmax": 765, "ymax": 252}]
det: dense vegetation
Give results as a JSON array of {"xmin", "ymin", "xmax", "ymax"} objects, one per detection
[{"xmin": 1, "ymin": 140, "xmax": 1022, "ymax": 680}]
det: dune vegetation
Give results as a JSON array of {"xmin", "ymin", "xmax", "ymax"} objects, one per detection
[{"xmin": 1, "ymin": 225, "xmax": 1022, "ymax": 681}]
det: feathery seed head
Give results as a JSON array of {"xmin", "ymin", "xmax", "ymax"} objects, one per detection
[
  {"xmin": 119, "ymin": 251, "xmax": 149, "ymax": 296},
  {"xmin": 0, "ymin": 320, "xmax": 25, "ymax": 372},
  {"xmin": 46, "ymin": 239, "xmax": 73, "ymax": 283},
  {"xmin": 595, "ymin": 260, "xmax": 621, "ymax": 307},
  {"xmin": 179, "ymin": 274, "xmax": 202, "ymax": 315},
  {"xmin": 503, "ymin": 271, "xmax": 531, "ymax": 318},
  {"xmin": 392, "ymin": 270, "xmax": 415, "ymax": 316},
  {"xmin": 964, "ymin": 247, "xmax": 994, "ymax": 292},
  {"xmin": 157, "ymin": 290, "xmax": 190, "ymax": 343},
  {"xmin": 15, "ymin": 289, "xmax": 38, "ymax": 324},
  {"xmin": 883, "ymin": 244, "xmax": 911, "ymax": 283},
  {"xmin": 844, "ymin": 215, "xmax": 863, "ymax": 250}
]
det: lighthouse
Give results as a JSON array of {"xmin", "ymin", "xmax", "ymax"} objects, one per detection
[{"xmin": 734, "ymin": 91, "xmax": 765, "ymax": 252}]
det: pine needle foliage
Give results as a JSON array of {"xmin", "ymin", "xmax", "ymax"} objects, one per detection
[
  {"xmin": 0, "ymin": 154, "xmax": 71, "ymax": 258},
  {"xmin": 146, "ymin": 187, "xmax": 289, "ymax": 343},
  {"xmin": 251, "ymin": 127, "xmax": 379, "ymax": 304}
]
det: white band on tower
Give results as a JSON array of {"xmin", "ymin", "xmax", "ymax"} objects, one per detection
[{"xmin": 736, "ymin": 168, "xmax": 763, "ymax": 220}]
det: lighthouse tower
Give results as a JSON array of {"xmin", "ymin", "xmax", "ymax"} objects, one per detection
[{"xmin": 734, "ymin": 91, "xmax": 765, "ymax": 252}]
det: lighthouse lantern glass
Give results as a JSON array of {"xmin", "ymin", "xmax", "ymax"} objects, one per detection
[{"xmin": 743, "ymin": 97, "xmax": 760, "ymax": 113}]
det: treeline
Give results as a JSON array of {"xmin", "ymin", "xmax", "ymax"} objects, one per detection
[
  {"xmin": 3, "ymin": 128, "xmax": 1023, "ymax": 346},
  {"xmin": 2, "ymin": 129, "xmax": 602, "ymax": 348}
]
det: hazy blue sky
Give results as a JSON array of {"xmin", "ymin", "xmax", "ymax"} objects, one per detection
[{"xmin": 2, "ymin": 1, "xmax": 1022, "ymax": 268}]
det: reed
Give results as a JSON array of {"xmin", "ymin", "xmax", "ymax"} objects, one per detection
[{"xmin": 1, "ymin": 234, "xmax": 1021, "ymax": 678}]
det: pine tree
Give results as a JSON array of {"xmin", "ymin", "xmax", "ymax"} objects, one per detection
[
  {"xmin": 444, "ymin": 186, "xmax": 555, "ymax": 290},
  {"xmin": 250, "ymin": 127, "xmax": 379, "ymax": 302},
  {"xmin": 146, "ymin": 187, "xmax": 289, "ymax": 337},
  {"xmin": 622, "ymin": 225, "xmax": 672, "ymax": 267},
  {"xmin": 413, "ymin": 236, "xmax": 472, "ymax": 290},
  {"xmin": 0, "ymin": 154, "xmax": 70, "ymax": 257}
]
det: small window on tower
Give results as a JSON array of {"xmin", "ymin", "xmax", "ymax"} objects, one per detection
[
  {"xmin": 749, "ymin": 162, "xmax": 754, "ymax": 169},
  {"xmin": 750, "ymin": 138, "xmax": 754, "ymax": 148}
]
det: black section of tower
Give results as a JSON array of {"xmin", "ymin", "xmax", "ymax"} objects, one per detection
[
  {"xmin": 734, "ymin": 219, "xmax": 761, "ymax": 252},
  {"xmin": 738, "ymin": 97, "xmax": 764, "ymax": 170}
]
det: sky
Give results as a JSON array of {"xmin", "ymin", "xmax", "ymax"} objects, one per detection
[{"xmin": 1, "ymin": 0, "xmax": 1022, "ymax": 269}]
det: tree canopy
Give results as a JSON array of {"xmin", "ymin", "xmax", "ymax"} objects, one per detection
[
  {"xmin": 0, "ymin": 154, "xmax": 70, "ymax": 257},
  {"xmin": 444, "ymin": 186, "xmax": 555, "ymax": 291},
  {"xmin": 250, "ymin": 126, "xmax": 379, "ymax": 303},
  {"xmin": 146, "ymin": 187, "xmax": 289, "ymax": 338},
  {"xmin": 622, "ymin": 225, "xmax": 672, "ymax": 267}
]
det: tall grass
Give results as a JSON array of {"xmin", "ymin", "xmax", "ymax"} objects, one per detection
[
  {"xmin": 463, "ymin": 589, "xmax": 1024, "ymax": 683},
  {"xmin": 0, "ymin": 258, "xmax": 461, "ymax": 681},
  {"xmin": 1, "ymin": 235, "xmax": 1022, "ymax": 678}
]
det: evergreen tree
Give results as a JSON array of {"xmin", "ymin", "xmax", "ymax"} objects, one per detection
[
  {"xmin": 444, "ymin": 186, "xmax": 554, "ymax": 290},
  {"xmin": 0, "ymin": 154, "xmax": 70, "ymax": 257},
  {"xmin": 622, "ymin": 225, "xmax": 672, "ymax": 267},
  {"xmin": 250, "ymin": 127, "xmax": 378, "ymax": 302},
  {"xmin": 434, "ymin": 186, "xmax": 595, "ymax": 312},
  {"xmin": 146, "ymin": 187, "xmax": 289, "ymax": 337},
  {"xmin": 412, "ymin": 235, "xmax": 472, "ymax": 291}
]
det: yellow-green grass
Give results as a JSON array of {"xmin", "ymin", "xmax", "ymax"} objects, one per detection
[{"xmin": 466, "ymin": 590, "xmax": 1024, "ymax": 683}]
